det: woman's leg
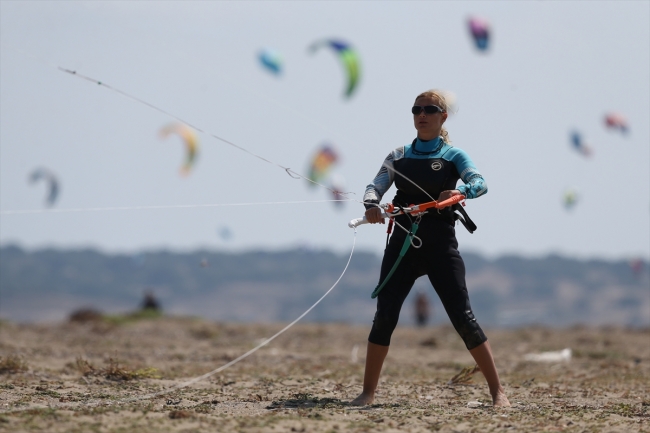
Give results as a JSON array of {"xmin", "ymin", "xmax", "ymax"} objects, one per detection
[
  {"xmin": 351, "ymin": 226, "xmax": 422, "ymax": 406},
  {"xmin": 427, "ymin": 226, "xmax": 509, "ymax": 406},
  {"xmin": 469, "ymin": 340, "xmax": 511, "ymax": 406},
  {"xmin": 350, "ymin": 342, "xmax": 389, "ymax": 406}
]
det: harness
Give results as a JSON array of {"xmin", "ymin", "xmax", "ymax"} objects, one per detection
[{"xmin": 370, "ymin": 202, "xmax": 477, "ymax": 299}]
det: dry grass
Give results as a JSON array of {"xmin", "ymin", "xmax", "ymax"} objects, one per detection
[
  {"xmin": 447, "ymin": 364, "xmax": 480, "ymax": 385},
  {"xmin": 0, "ymin": 354, "xmax": 27, "ymax": 374},
  {"xmin": 73, "ymin": 356, "xmax": 160, "ymax": 381}
]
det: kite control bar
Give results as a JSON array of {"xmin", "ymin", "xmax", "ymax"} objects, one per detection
[{"xmin": 348, "ymin": 195, "xmax": 466, "ymax": 228}]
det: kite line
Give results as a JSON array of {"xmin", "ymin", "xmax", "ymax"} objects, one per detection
[
  {"xmin": 0, "ymin": 199, "xmax": 351, "ymax": 215},
  {"xmin": 0, "ymin": 228, "xmax": 357, "ymax": 414},
  {"xmin": 57, "ymin": 67, "xmax": 359, "ymax": 202},
  {"xmin": 0, "ymin": 47, "xmax": 369, "ymax": 412}
]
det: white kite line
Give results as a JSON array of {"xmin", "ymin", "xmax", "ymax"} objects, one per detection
[{"xmin": 0, "ymin": 199, "xmax": 353, "ymax": 215}]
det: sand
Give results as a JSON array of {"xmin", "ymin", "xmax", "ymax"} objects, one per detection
[{"xmin": 0, "ymin": 317, "xmax": 648, "ymax": 432}]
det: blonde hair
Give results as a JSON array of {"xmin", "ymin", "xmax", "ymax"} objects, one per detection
[{"xmin": 415, "ymin": 89, "xmax": 452, "ymax": 143}]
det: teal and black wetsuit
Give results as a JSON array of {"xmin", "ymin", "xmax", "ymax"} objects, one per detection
[{"xmin": 363, "ymin": 136, "xmax": 488, "ymax": 350}]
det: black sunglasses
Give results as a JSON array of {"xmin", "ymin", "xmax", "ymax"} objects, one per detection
[{"xmin": 411, "ymin": 105, "xmax": 444, "ymax": 115}]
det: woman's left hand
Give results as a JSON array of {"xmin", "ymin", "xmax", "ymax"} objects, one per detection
[{"xmin": 438, "ymin": 189, "xmax": 461, "ymax": 201}]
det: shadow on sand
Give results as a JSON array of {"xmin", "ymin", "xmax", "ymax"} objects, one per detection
[{"xmin": 266, "ymin": 394, "xmax": 402, "ymax": 411}]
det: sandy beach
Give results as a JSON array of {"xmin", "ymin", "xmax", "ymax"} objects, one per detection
[{"xmin": 0, "ymin": 317, "xmax": 648, "ymax": 432}]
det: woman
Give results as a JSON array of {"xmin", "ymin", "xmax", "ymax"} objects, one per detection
[{"xmin": 350, "ymin": 90, "xmax": 510, "ymax": 407}]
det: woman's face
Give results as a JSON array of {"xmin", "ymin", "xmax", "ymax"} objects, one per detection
[{"xmin": 413, "ymin": 96, "xmax": 447, "ymax": 139}]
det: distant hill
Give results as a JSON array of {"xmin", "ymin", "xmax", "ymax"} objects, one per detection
[{"xmin": 0, "ymin": 245, "xmax": 648, "ymax": 327}]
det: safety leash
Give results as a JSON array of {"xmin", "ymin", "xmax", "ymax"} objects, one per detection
[{"xmin": 371, "ymin": 219, "xmax": 420, "ymax": 299}]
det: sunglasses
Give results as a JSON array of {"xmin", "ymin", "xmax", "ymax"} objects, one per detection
[{"xmin": 411, "ymin": 105, "xmax": 444, "ymax": 115}]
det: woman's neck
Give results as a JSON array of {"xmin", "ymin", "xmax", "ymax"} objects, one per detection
[
  {"xmin": 413, "ymin": 136, "xmax": 443, "ymax": 154},
  {"xmin": 416, "ymin": 135, "xmax": 441, "ymax": 144},
  {"xmin": 417, "ymin": 132, "xmax": 440, "ymax": 141}
]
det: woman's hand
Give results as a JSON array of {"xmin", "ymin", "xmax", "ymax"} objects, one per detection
[
  {"xmin": 365, "ymin": 207, "xmax": 385, "ymax": 224},
  {"xmin": 438, "ymin": 189, "xmax": 461, "ymax": 202}
]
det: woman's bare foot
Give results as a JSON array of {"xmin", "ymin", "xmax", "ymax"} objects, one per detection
[
  {"xmin": 492, "ymin": 388, "xmax": 511, "ymax": 407},
  {"xmin": 350, "ymin": 392, "xmax": 374, "ymax": 406}
]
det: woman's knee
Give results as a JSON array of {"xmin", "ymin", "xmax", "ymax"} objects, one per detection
[
  {"xmin": 368, "ymin": 311, "xmax": 399, "ymax": 346},
  {"xmin": 450, "ymin": 309, "xmax": 487, "ymax": 350}
]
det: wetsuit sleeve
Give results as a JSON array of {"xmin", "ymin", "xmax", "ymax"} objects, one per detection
[
  {"xmin": 363, "ymin": 152, "xmax": 396, "ymax": 210},
  {"xmin": 450, "ymin": 149, "xmax": 487, "ymax": 199}
]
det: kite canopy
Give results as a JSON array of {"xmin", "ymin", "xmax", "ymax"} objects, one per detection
[
  {"xmin": 307, "ymin": 143, "xmax": 339, "ymax": 187},
  {"xmin": 217, "ymin": 226, "xmax": 233, "ymax": 241},
  {"xmin": 159, "ymin": 122, "xmax": 199, "ymax": 176},
  {"xmin": 562, "ymin": 188, "xmax": 579, "ymax": 210},
  {"xmin": 570, "ymin": 131, "xmax": 593, "ymax": 157},
  {"xmin": 259, "ymin": 48, "xmax": 283, "ymax": 75},
  {"xmin": 29, "ymin": 167, "xmax": 59, "ymax": 207},
  {"xmin": 309, "ymin": 39, "xmax": 360, "ymax": 98},
  {"xmin": 604, "ymin": 112, "xmax": 629, "ymax": 134},
  {"xmin": 468, "ymin": 17, "xmax": 490, "ymax": 51},
  {"xmin": 329, "ymin": 173, "xmax": 346, "ymax": 209}
]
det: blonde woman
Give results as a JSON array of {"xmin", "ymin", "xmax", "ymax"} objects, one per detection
[{"xmin": 351, "ymin": 90, "xmax": 510, "ymax": 407}]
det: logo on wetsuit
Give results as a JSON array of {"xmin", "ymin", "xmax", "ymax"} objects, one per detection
[{"xmin": 431, "ymin": 161, "xmax": 443, "ymax": 171}]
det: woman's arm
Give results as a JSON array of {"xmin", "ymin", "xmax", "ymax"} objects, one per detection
[
  {"xmin": 363, "ymin": 151, "xmax": 398, "ymax": 210},
  {"xmin": 451, "ymin": 149, "xmax": 487, "ymax": 199}
]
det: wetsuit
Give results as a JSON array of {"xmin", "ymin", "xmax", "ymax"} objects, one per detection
[{"xmin": 363, "ymin": 136, "xmax": 488, "ymax": 350}]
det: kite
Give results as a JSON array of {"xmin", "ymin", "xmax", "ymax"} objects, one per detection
[
  {"xmin": 309, "ymin": 39, "xmax": 360, "ymax": 98},
  {"xmin": 562, "ymin": 188, "xmax": 579, "ymax": 210},
  {"xmin": 217, "ymin": 226, "xmax": 233, "ymax": 241},
  {"xmin": 570, "ymin": 131, "xmax": 593, "ymax": 157},
  {"xmin": 604, "ymin": 113, "xmax": 629, "ymax": 134},
  {"xmin": 468, "ymin": 17, "xmax": 490, "ymax": 51},
  {"xmin": 159, "ymin": 122, "xmax": 199, "ymax": 176},
  {"xmin": 259, "ymin": 48, "xmax": 283, "ymax": 75},
  {"xmin": 29, "ymin": 167, "xmax": 59, "ymax": 207},
  {"xmin": 329, "ymin": 174, "xmax": 346, "ymax": 208},
  {"xmin": 307, "ymin": 143, "xmax": 339, "ymax": 187}
]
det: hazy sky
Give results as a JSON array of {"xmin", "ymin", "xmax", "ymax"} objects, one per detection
[{"xmin": 1, "ymin": 1, "xmax": 648, "ymax": 260}]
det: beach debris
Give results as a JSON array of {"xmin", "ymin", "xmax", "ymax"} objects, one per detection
[
  {"xmin": 0, "ymin": 354, "xmax": 28, "ymax": 374},
  {"xmin": 448, "ymin": 365, "xmax": 480, "ymax": 385},
  {"xmin": 522, "ymin": 377, "xmax": 535, "ymax": 387},
  {"xmin": 350, "ymin": 344, "xmax": 359, "ymax": 363},
  {"xmin": 68, "ymin": 307, "xmax": 103, "ymax": 323},
  {"xmin": 419, "ymin": 337, "xmax": 437, "ymax": 347},
  {"xmin": 524, "ymin": 348, "xmax": 572, "ymax": 362},
  {"xmin": 168, "ymin": 410, "xmax": 193, "ymax": 419},
  {"xmin": 467, "ymin": 400, "xmax": 484, "ymax": 408}
]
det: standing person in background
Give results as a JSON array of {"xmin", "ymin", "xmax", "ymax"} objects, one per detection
[
  {"xmin": 350, "ymin": 90, "xmax": 510, "ymax": 407},
  {"xmin": 414, "ymin": 291, "xmax": 430, "ymax": 327}
]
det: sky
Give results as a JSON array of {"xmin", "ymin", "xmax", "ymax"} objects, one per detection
[{"xmin": 1, "ymin": 1, "xmax": 649, "ymax": 261}]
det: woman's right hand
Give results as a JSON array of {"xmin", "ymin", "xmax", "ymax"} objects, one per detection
[{"xmin": 365, "ymin": 207, "xmax": 385, "ymax": 224}]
